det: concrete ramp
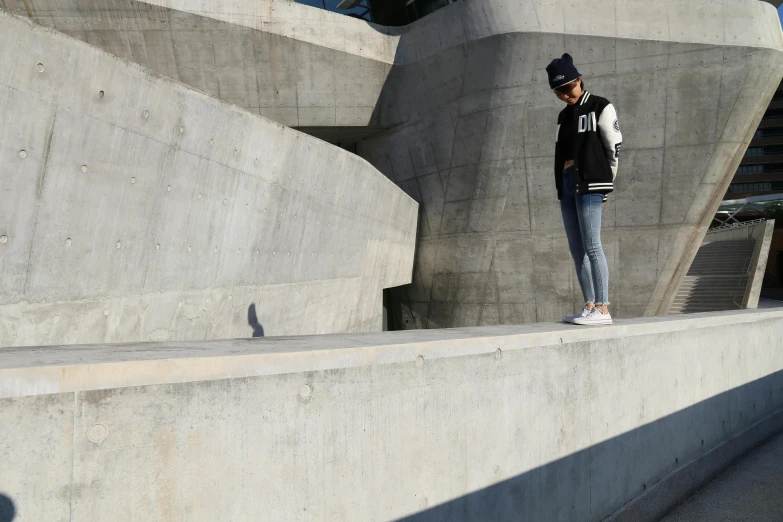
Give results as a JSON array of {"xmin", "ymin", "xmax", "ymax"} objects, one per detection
[
  {"xmin": 0, "ymin": 11, "xmax": 418, "ymax": 347},
  {"xmin": 1, "ymin": 309, "xmax": 783, "ymax": 521}
]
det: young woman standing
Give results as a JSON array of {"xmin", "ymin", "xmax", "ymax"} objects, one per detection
[{"xmin": 546, "ymin": 54, "xmax": 622, "ymax": 326}]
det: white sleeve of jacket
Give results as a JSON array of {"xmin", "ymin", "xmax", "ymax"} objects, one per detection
[{"xmin": 597, "ymin": 103, "xmax": 622, "ymax": 181}]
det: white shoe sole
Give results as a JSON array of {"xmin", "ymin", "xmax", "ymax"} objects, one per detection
[{"xmin": 572, "ymin": 318, "xmax": 612, "ymax": 325}]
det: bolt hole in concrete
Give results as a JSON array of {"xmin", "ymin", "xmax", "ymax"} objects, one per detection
[
  {"xmin": 18, "ymin": 150, "xmax": 26, "ymax": 159},
  {"xmin": 87, "ymin": 423, "xmax": 108, "ymax": 444},
  {"xmin": 98, "ymin": 90, "xmax": 104, "ymax": 98},
  {"xmin": 36, "ymin": 63, "xmax": 43, "ymax": 72},
  {"xmin": 299, "ymin": 384, "xmax": 312, "ymax": 399},
  {"xmin": 0, "ymin": 235, "xmax": 7, "ymax": 244}
]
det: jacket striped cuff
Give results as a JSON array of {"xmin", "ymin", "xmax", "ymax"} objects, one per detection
[{"xmin": 587, "ymin": 183, "xmax": 614, "ymax": 191}]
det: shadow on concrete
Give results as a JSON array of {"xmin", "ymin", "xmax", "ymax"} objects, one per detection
[
  {"xmin": 394, "ymin": 370, "xmax": 783, "ymax": 522},
  {"xmin": 247, "ymin": 303, "xmax": 265, "ymax": 338},
  {"xmin": 0, "ymin": 494, "xmax": 15, "ymax": 522}
]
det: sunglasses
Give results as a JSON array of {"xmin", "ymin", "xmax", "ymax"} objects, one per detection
[{"xmin": 554, "ymin": 80, "xmax": 579, "ymax": 95}]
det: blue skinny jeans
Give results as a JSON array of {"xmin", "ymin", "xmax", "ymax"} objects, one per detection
[{"xmin": 560, "ymin": 167, "xmax": 610, "ymax": 306}]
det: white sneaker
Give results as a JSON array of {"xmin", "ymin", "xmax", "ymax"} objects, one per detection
[
  {"xmin": 572, "ymin": 308, "xmax": 613, "ymax": 325},
  {"xmin": 563, "ymin": 307, "xmax": 592, "ymax": 324}
]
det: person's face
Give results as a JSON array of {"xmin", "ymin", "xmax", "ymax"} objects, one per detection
[{"xmin": 554, "ymin": 78, "xmax": 583, "ymax": 105}]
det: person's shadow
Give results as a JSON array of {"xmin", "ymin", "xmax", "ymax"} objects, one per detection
[
  {"xmin": 247, "ymin": 303, "xmax": 265, "ymax": 337},
  {"xmin": 0, "ymin": 493, "xmax": 15, "ymax": 522}
]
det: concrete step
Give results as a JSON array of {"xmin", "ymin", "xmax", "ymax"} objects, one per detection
[{"xmin": 670, "ymin": 304, "xmax": 742, "ymax": 310}]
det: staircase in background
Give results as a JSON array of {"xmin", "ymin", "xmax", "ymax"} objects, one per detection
[
  {"xmin": 669, "ymin": 220, "xmax": 774, "ymax": 314},
  {"xmin": 670, "ymin": 240, "xmax": 755, "ymax": 314}
]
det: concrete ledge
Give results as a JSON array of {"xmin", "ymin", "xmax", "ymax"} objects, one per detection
[
  {"xmin": 2, "ymin": 309, "xmax": 783, "ymax": 521},
  {"xmin": 2, "ymin": 309, "xmax": 782, "ymax": 399}
]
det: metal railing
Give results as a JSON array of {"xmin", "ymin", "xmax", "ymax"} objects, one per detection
[{"xmin": 708, "ymin": 218, "xmax": 766, "ymax": 234}]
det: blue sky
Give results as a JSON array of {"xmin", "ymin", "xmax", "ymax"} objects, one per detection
[{"xmin": 295, "ymin": 0, "xmax": 367, "ymax": 18}]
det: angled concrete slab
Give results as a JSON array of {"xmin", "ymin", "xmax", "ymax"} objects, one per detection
[
  {"xmin": 2, "ymin": 0, "xmax": 783, "ymax": 337},
  {"xmin": 0, "ymin": 11, "xmax": 418, "ymax": 347}
]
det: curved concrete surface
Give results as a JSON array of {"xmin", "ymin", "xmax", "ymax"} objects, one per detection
[
  {"xmin": 0, "ymin": 11, "xmax": 418, "ymax": 347},
  {"xmin": 1, "ymin": 0, "xmax": 399, "ymax": 128},
  {"xmin": 2, "ymin": 0, "xmax": 783, "ymax": 334},
  {"xmin": 1, "ymin": 309, "xmax": 782, "ymax": 521},
  {"xmin": 358, "ymin": 0, "xmax": 783, "ymax": 327}
]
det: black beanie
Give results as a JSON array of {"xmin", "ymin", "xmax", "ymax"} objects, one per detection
[{"xmin": 546, "ymin": 53, "xmax": 581, "ymax": 90}]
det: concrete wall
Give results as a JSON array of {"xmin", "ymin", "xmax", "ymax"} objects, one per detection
[
  {"xmin": 0, "ymin": 0, "xmax": 399, "ymax": 129},
  {"xmin": 5, "ymin": 0, "xmax": 783, "ymax": 329},
  {"xmin": 743, "ymin": 220, "xmax": 775, "ymax": 308},
  {"xmin": 1, "ymin": 309, "xmax": 782, "ymax": 521},
  {"xmin": 357, "ymin": 0, "xmax": 783, "ymax": 327},
  {"xmin": 0, "ymin": 11, "xmax": 418, "ymax": 347}
]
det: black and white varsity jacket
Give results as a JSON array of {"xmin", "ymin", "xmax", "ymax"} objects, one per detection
[{"xmin": 554, "ymin": 91, "xmax": 622, "ymax": 201}]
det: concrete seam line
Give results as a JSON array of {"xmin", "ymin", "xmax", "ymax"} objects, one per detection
[{"xmin": 604, "ymin": 408, "xmax": 783, "ymax": 522}]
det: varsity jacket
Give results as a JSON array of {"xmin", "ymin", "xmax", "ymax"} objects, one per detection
[{"xmin": 554, "ymin": 91, "xmax": 622, "ymax": 201}]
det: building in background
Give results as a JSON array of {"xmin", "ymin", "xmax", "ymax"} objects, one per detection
[
  {"xmin": 728, "ymin": 80, "xmax": 783, "ymax": 199},
  {"xmin": 720, "ymin": 79, "xmax": 783, "ymax": 297}
]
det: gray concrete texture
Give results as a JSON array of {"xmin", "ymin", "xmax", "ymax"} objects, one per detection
[
  {"xmin": 745, "ymin": 220, "xmax": 776, "ymax": 308},
  {"xmin": 0, "ymin": 0, "xmax": 400, "ymax": 129},
  {"xmin": 1, "ymin": 309, "xmax": 782, "ymax": 521},
  {"xmin": 2, "ymin": 0, "xmax": 782, "ymax": 340},
  {"xmin": 358, "ymin": 0, "xmax": 783, "ymax": 328},
  {"xmin": 0, "ymin": 11, "xmax": 418, "ymax": 347},
  {"xmin": 3, "ymin": 0, "xmax": 783, "ymax": 332}
]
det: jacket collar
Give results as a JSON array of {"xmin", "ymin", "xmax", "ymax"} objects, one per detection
[{"xmin": 578, "ymin": 90, "xmax": 591, "ymax": 106}]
